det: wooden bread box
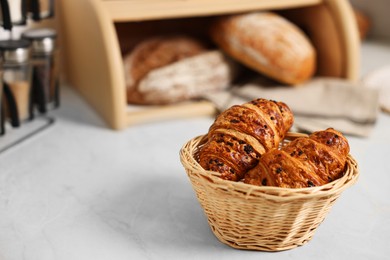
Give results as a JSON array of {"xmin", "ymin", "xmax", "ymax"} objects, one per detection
[{"xmin": 58, "ymin": 0, "xmax": 360, "ymax": 130}]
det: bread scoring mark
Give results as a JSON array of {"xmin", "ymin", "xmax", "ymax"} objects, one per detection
[
  {"xmin": 227, "ymin": 34, "xmax": 269, "ymax": 66},
  {"xmin": 138, "ymin": 51, "xmax": 233, "ymax": 99},
  {"xmin": 237, "ymin": 13, "xmax": 313, "ymax": 61},
  {"xmin": 211, "ymin": 11, "xmax": 316, "ymax": 84},
  {"xmin": 126, "ymin": 48, "xmax": 236, "ymax": 104},
  {"xmin": 226, "ymin": 12, "xmax": 314, "ymax": 68}
]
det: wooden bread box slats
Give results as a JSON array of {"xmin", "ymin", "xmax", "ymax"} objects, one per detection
[
  {"xmin": 58, "ymin": 0, "xmax": 360, "ymax": 130},
  {"xmin": 103, "ymin": 0, "xmax": 322, "ymax": 22}
]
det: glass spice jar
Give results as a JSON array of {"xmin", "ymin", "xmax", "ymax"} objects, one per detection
[
  {"xmin": 0, "ymin": 0, "xmax": 28, "ymax": 28},
  {"xmin": 22, "ymin": 28, "xmax": 58, "ymax": 113},
  {"xmin": 26, "ymin": 0, "xmax": 54, "ymax": 21},
  {"xmin": 0, "ymin": 39, "xmax": 32, "ymax": 127}
]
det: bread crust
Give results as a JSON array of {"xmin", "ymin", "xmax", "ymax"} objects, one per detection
[
  {"xmin": 124, "ymin": 36, "xmax": 237, "ymax": 105},
  {"xmin": 124, "ymin": 36, "xmax": 206, "ymax": 91},
  {"xmin": 210, "ymin": 12, "xmax": 316, "ymax": 85}
]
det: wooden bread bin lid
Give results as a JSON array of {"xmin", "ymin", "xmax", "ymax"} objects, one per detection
[{"xmin": 59, "ymin": 0, "xmax": 360, "ymax": 129}]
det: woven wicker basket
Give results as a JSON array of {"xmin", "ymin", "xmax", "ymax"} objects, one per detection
[{"xmin": 180, "ymin": 133, "xmax": 359, "ymax": 251}]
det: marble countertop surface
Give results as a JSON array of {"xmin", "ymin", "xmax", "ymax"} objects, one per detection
[{"xmin": 0, "ymin": 41, "xmax": 390, "ymax": 260}]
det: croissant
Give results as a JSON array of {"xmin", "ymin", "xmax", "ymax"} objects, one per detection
[
  {"xmin": 243, "ymin": 128, "xmax": 350, "ymax": 188},
  {"xmin": 198, "ymin": 98, "xmax": 294, "ymax": 181}
]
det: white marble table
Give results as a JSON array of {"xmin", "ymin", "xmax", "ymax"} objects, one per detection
[{"xmin": 0, "ymin": 41, "xmax": 389, "ymax": 260}]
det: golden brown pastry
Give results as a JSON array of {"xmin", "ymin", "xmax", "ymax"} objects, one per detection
[
  {"xmin": 210, "ymin": 12, "xmax": 316, "ymax": 85},
  {"xmin": 243, "ymin": 128, "xmax": 350, "ymax": 188},
  {"xmin": 198, "ymin": 98, "xmax": 294, "ymax": 181}
]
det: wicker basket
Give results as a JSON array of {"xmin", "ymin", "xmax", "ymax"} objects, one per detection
[{"xmin": 179, "ymin": 133, "xmax": 359, "ymax": 251}]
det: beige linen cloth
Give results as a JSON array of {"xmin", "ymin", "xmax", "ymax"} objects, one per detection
[{"xmin": 203, "ymin": 77, "xmax": 380, "ymax": 137}]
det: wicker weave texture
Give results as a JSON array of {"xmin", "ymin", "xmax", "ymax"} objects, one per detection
[{"xmin": 180, "ymin": 134, "xmax": 359, "ymax": 251}]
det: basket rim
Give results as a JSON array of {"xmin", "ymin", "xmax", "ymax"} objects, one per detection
[{"xmin": 180, "ymin": 133, "xmax": 360, "ymax": 200}]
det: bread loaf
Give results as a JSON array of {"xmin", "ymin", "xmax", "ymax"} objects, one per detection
[
  {"xmin": 243, "ymin": 128, "xmax": 349, "ymax": 188},
  {"xmin": 353, "ymin": 8, "xmax": 371, "ymax": 40},
  {"xmin": 210, "ymin": 12, "xmax": 316, "ymax": 85},
  {"xmin": 198, "ymin": 98, "xmax": 294, "ymax": 181},
  {"xmin": 124, "ymin": 36, "xmax": 236, "ymax": 105}
]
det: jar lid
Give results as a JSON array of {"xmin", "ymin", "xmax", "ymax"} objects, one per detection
[
  {"xmin": 0, "ymin": 40, "xmax": 31, "ymax": 64},
  {"xmin": 21, "ymin": 28, "xmax": 57, "ymax": 54}
]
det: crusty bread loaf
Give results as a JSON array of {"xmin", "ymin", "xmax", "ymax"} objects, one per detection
[
  {"xmin": 124, "ymin": 36, "xmax": 206, "ymax": 93},
  {"xmin": 353, "ymin": 8, "xmax": 371, "ymax": 40},
  {"xmin": 210, "ymin": 12, "xmax": 316, "ymax": 85},
  {"xmin": 124, "ymin": 36, "xmax": 237, "ymax": 105},
  {"xmin": 198, "ymin": 98, "xmax": 294, "ymax": 181},
  {"xmin": 243, "ymin": 128, "xmax": 350, "ymax": 188},
  {"xmin": 131, "ymin": 50, "xmax": 237, "ymax": 104}
]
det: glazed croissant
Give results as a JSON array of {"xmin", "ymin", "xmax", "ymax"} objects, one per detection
[
  {"xmin": 243, "ymin": 128, "xmax": 350, "ymax": 188},
  {"xmin": 198, "ymin": 98, "xmax": 294, "ymax": 181}
]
